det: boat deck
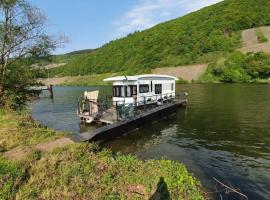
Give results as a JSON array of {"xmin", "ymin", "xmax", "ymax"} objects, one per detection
[
  {"xmin": 72, "ymin": 99, "xmax": 187, "ymax": 142},
  {"xmin": 79, "ymin": 107, "xmax": 117, "ymax": 124}
]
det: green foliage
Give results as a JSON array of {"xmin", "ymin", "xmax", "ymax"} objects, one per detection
[
  {"xmin": 221, "ymin": 67, "xmax": 251, "ymax": 83},
  {"xmin": 49, "ymin": 0, "xmax": 270, "ymax": 77},
  {"xmin": 0, "ymin": 0, "xmax": 58, "ymax": 109},
  {"xmin": 256, "ymin": 28, "xmax": 268, "ymax": 43},
  {"xmin": 202, "ymin": 52, "xmax": 270, "ymax": 83},
  {"xmin": 176, "ymin": 78, "xmax": 189, "ymax": 84},
  {"xmin": 3, "ymin": 61, "xmax": 41, "ymax": 110},
  {"xmin": 15, "ymin": 143, "xmax": 204, "ymax": 200}
]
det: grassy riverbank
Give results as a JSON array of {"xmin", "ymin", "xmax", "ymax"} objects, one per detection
[
  {"xmin": 0, "ymin": 109, "xmax": 66, "ymax": 152},
  {"xmin": 0, "ymin": 109, "xmax": 205, "ymax": 199}
]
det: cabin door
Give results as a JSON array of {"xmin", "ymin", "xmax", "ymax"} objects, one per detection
[{"xmin": 155, "ymin": 84, "xmax": 162, "ymax": 100}]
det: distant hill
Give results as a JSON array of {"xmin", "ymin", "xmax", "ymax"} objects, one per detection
[
  {"xmin": 65, "ymin": 49, "xmax": 95, "ymax": 56},
  {"xmin": 50, "ymin": 0, "xmax": 270, "ymax": 77}
]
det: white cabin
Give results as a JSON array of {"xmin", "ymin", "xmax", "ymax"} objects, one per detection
[{"xmin": 104, "ymin": 74, "xmax": 178, "ymax": 106}]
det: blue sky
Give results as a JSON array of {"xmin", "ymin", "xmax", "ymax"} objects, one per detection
[{"xmin": 30, "ymin": 0, "xmax": 222, "ymax": 54}]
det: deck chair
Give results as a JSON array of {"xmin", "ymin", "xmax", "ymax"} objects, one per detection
[{"xmin": 84, "ymin": 90, "xmax": 99, "ymax": 115}]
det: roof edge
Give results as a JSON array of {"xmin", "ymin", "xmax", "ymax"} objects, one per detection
[{"xmin": 104, "ymin": 74, "xmax": 179, "ymax": 82}]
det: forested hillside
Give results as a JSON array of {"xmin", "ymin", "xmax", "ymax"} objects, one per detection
[{"xmin": 49, "ymin": 0, "xmax": 270, "ymax": 77}]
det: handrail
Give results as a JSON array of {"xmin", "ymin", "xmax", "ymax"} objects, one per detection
[{"xmin": 77, "ymin": 92, "xmax": 188, "ymax": 122}]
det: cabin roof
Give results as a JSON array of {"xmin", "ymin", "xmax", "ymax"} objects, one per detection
[{"xmin": 103, "ymin": 74, "xmax": 178, "ymax": 82}]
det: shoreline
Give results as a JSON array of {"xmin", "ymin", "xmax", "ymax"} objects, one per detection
[
  {"xmin": 40, "ymin": 74, "xmax": 270, "ymax": 87},
  {"xmin": 0, "ymin": 108, "xmax": 206, "ymax": 199}
]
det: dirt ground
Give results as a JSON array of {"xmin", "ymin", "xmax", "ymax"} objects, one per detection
[
  {"xmin": 240, "ymin": 26, "xmax": 270, "ymax": 53},
  {"xmin": 241, "ymin": 28, "xmax": 258, "ymax": 47},
  {"xmin": 39, "ymin": 76, "xmax": 70, "ymax": 85},
  {"xmin": 240, "ymin": 43, "xmax": 270, "ymax": 53},
  {"xmin": 3, "ymin": 137, "xmax": 74, "ymax": 160},
  {"xmin": 153, "ymin": 64, "xmax": 208, "ymax": 81}
]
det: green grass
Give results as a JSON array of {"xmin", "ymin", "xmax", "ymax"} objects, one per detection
[
  {"xmin": 256, "ymin": 28, "xmax": 268, "ymax": 43},
  {"xmin": 0, "ymin": 109, "xmax": 67, "ymax": 152},
  {"xmin": 0, "ymin": 110, "xmax": 205, "ymax": 199},
  {"xmin": 15, "ymin": 144, "xmax": 204, "ymax": 200},
  {"xmin": 0, "ymin": 157, "xmax": 25, "ymax": 200}
]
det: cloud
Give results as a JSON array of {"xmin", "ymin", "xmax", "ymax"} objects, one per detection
[{"xmin": 113, "ymin": 0, "xmax": 223, "ymax": 38}]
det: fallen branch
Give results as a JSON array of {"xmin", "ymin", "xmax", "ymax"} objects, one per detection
[{"xmin": 213, "ymin": 177, "xmax": 248, "ymax": 200}]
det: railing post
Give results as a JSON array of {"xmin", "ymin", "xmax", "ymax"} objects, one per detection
[
  {"xmin": 116, "ymin": 101, "xmax": 119, "ymax": 121},
  {"xmin": 144, "ymin": 96, "xmax": 146, "ymax": 111}
]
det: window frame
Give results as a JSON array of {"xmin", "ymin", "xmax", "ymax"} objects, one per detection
[
  {"xmin": 113, "ymin": 86, "xmax": 124, "ymax": 97},
  {"xmin": 139, "ymin": 84, "xmax": 150, "ymax": 94},
  {"xmin": 113, "ymin": 85, "xmax": 137, "ymax": 97},
  {"xmin": 155, "ymin": 84, "xmax": 162, "ymax": 94}
]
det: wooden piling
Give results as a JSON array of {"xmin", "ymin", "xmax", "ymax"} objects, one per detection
[{"xmin": 48, "ymin": 85, "xmax": 54, "ymax": 99}]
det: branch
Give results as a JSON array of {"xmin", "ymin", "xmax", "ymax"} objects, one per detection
[{"xmin": 213, "ymin": 177, "xmax": 248, "ymax": 200}]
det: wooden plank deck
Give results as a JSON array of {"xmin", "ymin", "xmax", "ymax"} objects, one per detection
[
  {"xmin": 70, "ymin": 99, "xmax": 187, "ymax": 142},
  {"xmin": 78, "ymin": 107, "xmax": 117, "ymax": 124}
]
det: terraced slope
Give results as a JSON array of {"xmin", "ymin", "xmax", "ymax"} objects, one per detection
[
  {"xmin": 153, "ymin": 64, "xmax": 208, "ymax": 81},
  {"xmin": 240, "ymin": 26, "xmax": 270, "ymax": 53}
]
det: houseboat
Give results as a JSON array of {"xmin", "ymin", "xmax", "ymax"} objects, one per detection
[
  {"xmin": 77, "ymin": 74, "xmax": 183, "ymax": 124},
  {"xmin": 104, "ymin": 74, "xmax": 178, "ymax": 106}
]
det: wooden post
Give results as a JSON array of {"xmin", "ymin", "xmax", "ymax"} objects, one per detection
[{"xmin": 48, "ymin": 85, "xmax": 54, "ymax": 99}]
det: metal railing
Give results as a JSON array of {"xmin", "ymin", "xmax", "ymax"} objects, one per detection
[{"xmin": 77, "ymin": 92, "xmax": 188, "ymax": 122}]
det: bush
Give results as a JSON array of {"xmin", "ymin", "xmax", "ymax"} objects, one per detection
[
  {"xmin": 2, "ymin": 62, "xmax": 41, "ymax": 110},
  {"xmin": 256, "ymin": 29, "xmax": 268, "ymax": 43},
  {"xmin": 221, "ymin": 68, "xmax": 251, "ymax": 83},
  {"xmin": 204, "ymin": 52, "xmax": 270, "ymax": 83}
]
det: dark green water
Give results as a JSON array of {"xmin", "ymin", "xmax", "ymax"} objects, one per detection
[{"xmin": 30, "ymin": 84, "xmax": 270, "ymax": 200}]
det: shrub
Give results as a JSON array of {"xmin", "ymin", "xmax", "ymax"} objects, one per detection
[
  {"xmin": 221, "ymin": 68, "xmax": 251, "ymax": 83},
  {"xmin": 204, "ymin": 52, "xmax": 270, "ymax": 82},
  {"xmin": 256, "ymin": 29, "xmax": 268, "ymax": 43}
]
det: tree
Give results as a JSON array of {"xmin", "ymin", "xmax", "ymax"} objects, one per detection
[{"xmin": 0, "ymin": 0, "xmax": 64, "ymax": 107}]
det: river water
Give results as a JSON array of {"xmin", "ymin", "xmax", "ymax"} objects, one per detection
[{"xmin": 30, "ymin": 84, "xmax": 270, "ymax": 200}]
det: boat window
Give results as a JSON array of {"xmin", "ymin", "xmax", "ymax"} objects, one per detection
[
  {"xmin": 125, "ymin": 86, "xmax": 131, "ymax": 97},
  {"xmin": 130, "ymin": 85, "xmax": 137, "ymax": 96},
  {"xmin": 121, "ymin": 86, "xmax": 125, "ymax": 97},
  {"xmin": 113, "ymin": 86, "xmax": 124, "ymax": 97},
  {"xmin": 155, "ymin": 84, "xmax": 162, "ymax": 94},
  {"xmin": 139, "ymin": 84, "xmax": 149, "ymax": 93},
  {"xmin": 171, "ymin": 83, "xmax": 174, "ymax": 91}
]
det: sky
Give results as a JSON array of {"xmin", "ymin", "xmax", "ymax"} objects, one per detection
[{"xmin": 30, "ymin": 0, "xmax": 222, "ymax": 54}]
